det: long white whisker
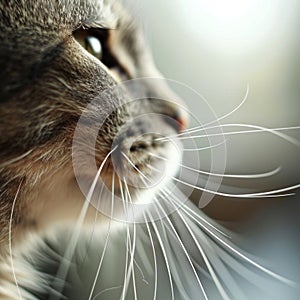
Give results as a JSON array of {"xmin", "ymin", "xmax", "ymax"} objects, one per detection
[
  {"xmin": 9, "ymin": 180, "xmax": 23, "ymax": 300},
  {"xmin": 162, "ymin": 188, "xmax": 296, "ymax": 286},
  {"xmin": 147, "ymin": 150, "xmax": 281, "ymax": 179},
  {"xmin": 118, "ymin": 177, "xmax": 127, "ymax": 219},
  {"xmin": 175, "ymin": 174, "xmax": 299, "ymax": 198},
  {"xmin": 153, "ymin": 196, "xmax": 209, "ymax": 300},
  {"xmin": 123, "ymin": 179, "xmax": 137, "ymax": 300},
  {"xmin": 183, "ymin": 140, "xmax": 226, "ymax": 152},
  {"xmin": 185, "ymin": 218, "xmax": 248, "ymax": 300},
  {"xmin": 93, "ymin": 285, "xmax": 123, "ymax": 299},
  {"xmin": 50, "ymin": 146, "xmax": 117, "ymax": 299},
  {"xmin": 200, "ymin": 83, "xmax": 250, "ymax": 129},
  {"xmin": 175, "ymin": 124, "xmax": 300, "ymax": 147},
  {"xmin": 89, "ymin": 172, "xmax": 115, "ymax": 300},
  {"xmin": 143, "ymin": 213, "xmax": 158, "ymax": 300},
  {"xmin": 140, "ymin": 174, "xmax": 229, "ymax": 238},
  {"xmin": 151, "ymin": 211, "xmax": 195, "ymax": 300},
  {"xmin": 149, "ymin": 214, "xmax": 175, "ymax": 300},
  {"xmin": 79, "ymin": 164, "xmax": 110, "ymax": 269},
  {"xmin": 160, "ymin": 84, "xmax": 250, "ymax": 140},
  {"xmin": 149, "ymin": 164, "xmax": 299, "ymax": 199},
  {"xmin": 207, "ymin": 124, "xmax": 300, "ymax": 135},
  {"xmin": 123, "ymin": 230, "xmax": 134, "ymax": 299},
  {"xmin": 159, "ymin": 191, "xmax": 232, "ymax": 300},
  {"xmin": 119, "ymin": 178, "xmax": 130, "ymax": 300},
  {"xmin": 122, "ymin": 152, "xmax": 151, "ymax": 182},
  {"xmin": 133, "ymin": 258, "xmax": 149, "ymax": 285},
  {"xmin": 160, "ymin": 185, "xmax": 230, "ymax": 238},
  {"xmin": 137, "ymin": 174, "xmax": 196, "ymax": 300}
]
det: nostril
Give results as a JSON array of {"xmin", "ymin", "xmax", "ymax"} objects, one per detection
[
  {"xmin": 130, "ymin": 141, "xmax": 148, "ymax": 152},
  {"xmin": 130, "ymin": 145, "xmax": 137, "ymax": 152}
]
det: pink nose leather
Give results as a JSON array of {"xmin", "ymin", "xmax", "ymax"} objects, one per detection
[{"xmin": 174, "ymin": 108, "xmax": 189, "ymax": 132}]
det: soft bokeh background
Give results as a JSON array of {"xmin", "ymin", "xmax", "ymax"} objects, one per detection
[
  {"xmin": 127, "ymin": 0, "xmax": 300, "ymax": 163},
  {"xmin": 124, "ymin": 0, "xmax": 300, "ymax": 217}
]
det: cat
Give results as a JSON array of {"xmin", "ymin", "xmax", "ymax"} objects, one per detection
[{"xmin": 1, "ymin": 1, "xmax": 299, "ymax": 299}]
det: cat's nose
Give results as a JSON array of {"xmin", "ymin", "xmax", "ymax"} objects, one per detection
[{"xmin": 172, "ymin": 107, "xmax": 188, "ymax": 132}]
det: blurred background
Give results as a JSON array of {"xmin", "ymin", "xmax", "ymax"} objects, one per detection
[{"xmin": 124, "ymin": 0, "xmax": 300, "ymax": 219}]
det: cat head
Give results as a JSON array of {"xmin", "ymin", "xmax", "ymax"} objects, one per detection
[{"xmin": 0, "ymin": 0, "xmax": 188, "ymax": 243}]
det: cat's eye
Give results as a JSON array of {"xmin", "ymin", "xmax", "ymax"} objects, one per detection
[
  {"xmin": 73, "ymin": 27, "xmax": 124, "ymax": 72},
  {"xmin": 73, "ymin": 29, "xmax": 103, "ymax": 60}
]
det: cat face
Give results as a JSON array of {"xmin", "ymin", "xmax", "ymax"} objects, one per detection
[{"xmin": 0, "ymin": 0, "xmax": 188, "ymax": 242}]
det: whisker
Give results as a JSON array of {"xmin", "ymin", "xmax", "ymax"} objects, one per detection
[
  {"xmin": 184, "ymin": 217, "xmax": 248, "ymax": 300},
  {"xmin": 123, "ymin": 179, "xmax": 138, "ymax": 300},
  {"xmin": 152, "ymin": 213, "xmax": 193, "ymax": 300},
  {"xmin": 119, "ymin": 177, "xmax": 143, "ymax": 300},
  {"xmin": 163, "ymin": 187, "xmax": 297, "ymax": 291},
  {"xmin": 160, "ymin": 185, "xmax": 229, "ymax": 238},
  {"xmin": 158, "ymin": 84, "xmax": 250, "ymax": 140},
  {"xmin": 212, "ymin": 242, "xmax": 280, "ymax": 290},
  {"xmin": 133, "ymin": 258, "xmax": 149, "ymax": 285},
  {"xmin": 175, "ymin": 124, "xmax": 300, "ymax": 147},
  {"xmin": 122, "ymin": 157, "xmax": 157, "ymax": 299},
  {"xmin": 79, "ymin": 163, "xmax": 110, "ymax": 269},
  {"xmin": 88, "ymin": 172, "xmax": 115, "ymax": 300},
  {"xmin": 131, "ymin": 205, "xmax": 154, "ymax": 282},
  {"xmin": 157, "ymin": 124, "xmax": 300, "ymax": 151},
  {"xmin": 153, "ymin": 196, "xmax": 209, "ymax": 300},
  {"xmin": 183, "ymin": 140, "xmax": 226, "ymax": 152},
  {"xmin": 118, "ymin": 177, "xmax": 127, "ymax": 218},
  {"xmin": 149, "ymin": 163, "xmax": 299, "ymax": 199},
  {"xmin": 148, "ymin": 214, "xmax": 175, "ymax": 300},
  {"xmin": 159, "ymin": 191, "xmax": 232, "ymax": 300},
  {"xmin": 9, "ymin": 180, "xmax": 23, "ymax": 300},
  {"xmin": 93, "ymin": 285, "xmax": 123, "ymax": 300},
  {"xmin": 122, "ymin": 152, "xmax": 151, "ymax": 182},
  {"xmin": 119, "ymin": 179, "xmax": 130, "ymax": 300},
  {"xmin": 137, "ymin": 165, "xmax": 229, "ymax": 238},
  {"xmin": 138, "ymin": 175, "xmax": 197, "ymax": 300},
  {"xmin": 147, "ymin": 150, "xmax": 281, "ymax": 179},
  {"xmin": 50, "ymin": 146, "xmax": 117, "ymax": 299},
  {"xmin": 162, "ymin": 188, "xmax": 296, "ymax": 287},
  {"xmin": 199, "ymin": 84, "xmax": 250, "ymax": 129},
  {"xmin": 164, "ymin": 190, "xmax": 248, "ymax": 299},
  {"xmin": 143, "ymin": 213, "xmax": 158, "ymax": 300}
]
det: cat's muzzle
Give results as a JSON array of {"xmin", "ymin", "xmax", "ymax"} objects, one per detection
[{"xmin": 110, "ymin": 113, "xmax": 183, "ymax": 192}]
